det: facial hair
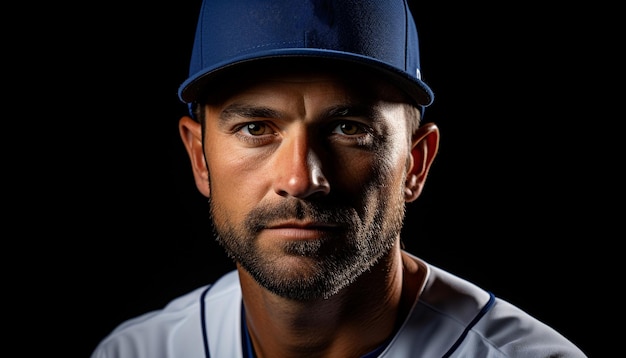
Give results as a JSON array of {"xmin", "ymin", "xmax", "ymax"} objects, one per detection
[{"xmin": 208, "ymin": 180, "xmax": 407, "ymax": 301}]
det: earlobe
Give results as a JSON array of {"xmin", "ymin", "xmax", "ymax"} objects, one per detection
[
  {"xmin": 405, "ymin": 122, "xmax": 440, "ymax": 202},
  {"xmin": 179, "ymin": 116, "xmax": 211, "ymax": 197}
]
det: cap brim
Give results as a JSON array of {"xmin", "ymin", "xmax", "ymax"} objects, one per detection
[{"xmin": 178, "ymin": 49, "xmax": 433, "ymax": 108}]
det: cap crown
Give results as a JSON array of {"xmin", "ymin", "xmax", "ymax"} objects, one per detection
[{"xmin": 178, "ymin": 0, "xmax": 433, "ymax": 107}]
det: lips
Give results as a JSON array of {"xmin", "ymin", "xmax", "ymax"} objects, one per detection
[{"xmin": 263, "ymin": 221, "xmax": 341, "ymax": 240}]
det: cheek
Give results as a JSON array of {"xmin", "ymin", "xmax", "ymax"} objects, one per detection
[
  {"xmin": 353, "ymin": 131, "xmax": 410, "ymax": 180},
  {"xmin": 205, "ymin": 149, "xmax": 271, "ymax": 221},
  {"xmin": 330, "ymin": 148, "xmax": 407, "ymax": 198}
]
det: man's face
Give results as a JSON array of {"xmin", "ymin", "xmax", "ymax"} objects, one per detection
[{"xmin": 201, "ymin": 70, "xmax": 414, "ymax": 300}]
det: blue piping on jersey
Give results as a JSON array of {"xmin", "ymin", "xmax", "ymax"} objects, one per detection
[
  {"xmin": 441, "ymin": 291, "xmax": 496, "ymax": 358},
  {"xmin": 200, "ymin": 285, "xmax": 213, "ymax": 358}
]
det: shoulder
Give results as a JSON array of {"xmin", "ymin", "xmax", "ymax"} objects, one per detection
[
  {"xmin": 386, "ymin": 255, "xmax": 587, "ymax": 357},
  {"xmin": 90, "ymin": 270, "xmax": 241, "ymax": 358}
]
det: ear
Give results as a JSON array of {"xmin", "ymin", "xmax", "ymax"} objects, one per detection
[
  {"xmin": 179, "ymin": 116, "xmax": 211, "ymax": 197},
  {"xmin": 405, "ymin": 122, "xmax": 440, "ymax": 202}
]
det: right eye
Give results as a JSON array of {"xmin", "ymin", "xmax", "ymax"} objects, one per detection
[{"xmin": 240, "ymin": 122, "xmax": 272, "ymax": 136}]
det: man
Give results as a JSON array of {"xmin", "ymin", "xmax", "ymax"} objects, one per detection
[{"xmin": 91, "ymin": 0, "xmax": 587, "ymax": 357}]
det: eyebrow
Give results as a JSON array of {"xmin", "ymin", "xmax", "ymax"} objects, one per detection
[
  {"xmin": 220, "ymin": 104, "xmax": 281, "ymax": 122},
  {"xmin": 219, "ymin": 103, "xmax": 376, "ymax": 123},
  {"xmin": 323, "ymin": 105, "xmax": 373, "ymax": 119}
]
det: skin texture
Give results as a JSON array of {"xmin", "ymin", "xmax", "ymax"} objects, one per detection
[{"xmin": 179, "ymin": 69, "xmax": 439, "ymax": 357}]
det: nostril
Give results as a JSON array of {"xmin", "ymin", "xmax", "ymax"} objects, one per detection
[
  {"xmin": 312, "ymin": 167, "xmax": 329, "ymax": 186},
  {"xmin": 272, "ymin": 140, "xmax": 330, "ymax": 199},
  {"xmin": 312, "ymin": 171, "xmax": 330, "ymax": 196}
]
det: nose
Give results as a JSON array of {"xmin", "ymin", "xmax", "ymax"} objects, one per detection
[{"xmin": 272, "ymin": 134, "xmax": 330, "ymax": 199}]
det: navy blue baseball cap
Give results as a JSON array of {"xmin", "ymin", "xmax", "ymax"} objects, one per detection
[{"xmin": 178, "ymin": 0, "xmax": 434, "ymax": 110}]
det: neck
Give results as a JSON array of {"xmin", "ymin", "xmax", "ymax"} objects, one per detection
[{"xmin": 238, "ymin": 247, "xmax": 425, "ymax": 358}]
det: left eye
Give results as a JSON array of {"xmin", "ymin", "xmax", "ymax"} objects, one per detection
[{"xmin": 332, "ymin": 121, "xmax": 365, "ymax": 135}]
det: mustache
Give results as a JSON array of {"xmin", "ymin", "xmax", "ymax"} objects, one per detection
[{"xmin": 246, "ymin": 200, "xmax": 356, "ymax": 233}]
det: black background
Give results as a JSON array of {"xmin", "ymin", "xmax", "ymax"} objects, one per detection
[{"xmin": 20, "ymin": 1, "xmax": 611, "ymax": 357}]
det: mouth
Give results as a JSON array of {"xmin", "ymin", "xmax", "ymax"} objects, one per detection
[{"xmin": 263, "ymin": 221, "xmax": 341, "ymax": 240}]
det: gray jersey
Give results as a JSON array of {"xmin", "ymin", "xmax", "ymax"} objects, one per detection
[{"xmin": 91, "ymin": 253, "xmax": 587, "ymax": 358}]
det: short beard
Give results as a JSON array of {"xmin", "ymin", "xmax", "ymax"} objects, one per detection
[{"xmin": 208, "ymin": 186, "xmax": 406, "ymax": 301}]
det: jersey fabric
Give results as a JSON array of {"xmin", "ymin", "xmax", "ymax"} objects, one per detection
[{"xmin": 91, "ymin": 253, "xmax": 587, "ymax": 358}]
